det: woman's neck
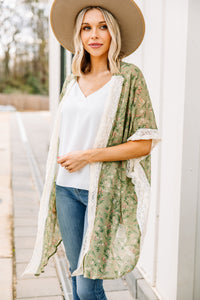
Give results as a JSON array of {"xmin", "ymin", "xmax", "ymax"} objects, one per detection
[{"xmin": 89, "ymin": 54, "xmax": 109, "ymax": 75}]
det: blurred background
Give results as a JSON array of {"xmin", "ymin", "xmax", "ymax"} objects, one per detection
[{"xmin": 0, "ymin": 0, "xmax": 49, "ymax": 110}]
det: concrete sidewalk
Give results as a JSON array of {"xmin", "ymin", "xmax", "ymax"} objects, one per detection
[
  {"xmin": 11, "ymin": 111, "xmax": 64, "ymax": 300},
  {"xmin": 0, "ymin": 113, "xmax": 13, "ymax": 300},
  {"xmin": 0, "ymin": 111, "xmax": 134, "ymax": 300}
]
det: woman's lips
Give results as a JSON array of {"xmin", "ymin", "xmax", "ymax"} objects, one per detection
[{"xmin": 89, "ymin": 43, "xmax": 103, "ymax": 48}]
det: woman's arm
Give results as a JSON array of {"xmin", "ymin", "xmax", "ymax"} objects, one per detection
[{"xmin": 57, "ymin": 139, "xmax": 152, "ymax": 173}]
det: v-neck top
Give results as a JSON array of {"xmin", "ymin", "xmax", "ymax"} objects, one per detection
[{"xmin": 56, "ymin": 78, "xmax": 113, "ymax": 190}]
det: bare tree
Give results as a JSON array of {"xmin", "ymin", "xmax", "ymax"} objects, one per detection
[
  {"xmin": 0, "ymin": 0, "xmax": 49, "ymax": 94},
  {"xmin": 0, "ymin": 4, "xmax": 20, "ymax": 78}
]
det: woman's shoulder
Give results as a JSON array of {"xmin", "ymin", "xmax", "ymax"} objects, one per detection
[
  {"xmin": 61, "ymin": 73, "xmax": 75, "ymax": 89},
  {"xmin": 119, "ymin": 61, "xmax": 143, "ymax": 78},
  {"xmin": 64, "ymin": 74, "xmax": 75, "ymax": 85},
  {"xmin": 60, "ymin": 74, "xmax": 75, "ymax": 99}
]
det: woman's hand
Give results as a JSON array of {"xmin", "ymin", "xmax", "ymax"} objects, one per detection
[
  {"xmin": 57, "ymin": 150, "xmax": 91, "ymax": 173},
  {"xmin": 57, "ymin": 139, "xmax": 152, "ymax": 173}
]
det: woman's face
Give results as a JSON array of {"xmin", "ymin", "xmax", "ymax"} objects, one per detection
[{"xmin": 80, "ymin": 8, "xmax": 111, "ymax": 59}]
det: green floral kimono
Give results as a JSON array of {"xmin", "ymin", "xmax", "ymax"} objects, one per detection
[{"xmin": 23, "ymin": 61, "xmax": 160, "ymax": 279}]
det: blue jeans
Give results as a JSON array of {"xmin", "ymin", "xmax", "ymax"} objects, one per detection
[{"xmin": 56, "ymin": 184, "xmax": 107, "ymax": 300}]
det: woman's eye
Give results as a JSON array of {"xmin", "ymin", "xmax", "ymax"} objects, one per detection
[
  {"xmin": 82, "ymin": 25, "xmax": 107, "ymax": 31},
  {"xmin": 100, "ymin": 25, "xmax": 108, "ymax": 29},
  {"xmin": 82, "ymin": 26, "xmax": 91, "ymax": 31}
]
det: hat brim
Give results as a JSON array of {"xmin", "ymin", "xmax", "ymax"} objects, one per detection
[{"xmin": 50, "ymin": 0, "xmax": 145, "ymax": 57}]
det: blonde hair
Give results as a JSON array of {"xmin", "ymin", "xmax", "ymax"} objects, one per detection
[{"xmin": 72, "ymin": 6, "xmax": 123, "ymax": 75}]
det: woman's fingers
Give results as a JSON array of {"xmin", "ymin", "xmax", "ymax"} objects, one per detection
[
  {"xmin": 57, "ymin": 150, "xmax": 89, "ymax": 173},
  {"xmin": 61, "ymin": 161, "xmax": 69, "ymax": 167},
  {"xmin": 57, "ymin": 156, "xmax": 67, "ymax": 164},
  {"xmin": 67, "ymin": 161, "xmax": 88, "ymax": 173}
]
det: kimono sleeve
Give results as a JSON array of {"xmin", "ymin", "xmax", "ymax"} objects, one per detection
[
  {"xmin": 127, "ymin": 70, "xmax": 160, "ymax": 149},
  {"xmin": 126, "ymin": 69, "xmax": 161, "ymax": 245}
]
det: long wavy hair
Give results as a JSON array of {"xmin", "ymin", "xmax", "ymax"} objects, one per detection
[{"xmin": 71, "ymin": 6, "xmax": 123, "ymax": 75}]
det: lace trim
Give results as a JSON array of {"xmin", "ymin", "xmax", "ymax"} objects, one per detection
[
  {"xmin": 127, "ymin": 128, "xmax": 161, "ymax": 150},
  {"xmin": 72, "ymin": 75, "xmax": 125, "ymax": 276},
  {"xmin": 126, "ymin": 128, "xmax": 161, "ymax": 250},
  {"xmin": 22, "ymin": 79, "xmax": 76, "ymax": 276}
]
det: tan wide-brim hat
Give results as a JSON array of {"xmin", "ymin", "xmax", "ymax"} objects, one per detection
[{"xmin": 50, "ymin": 0, "xmax": 145, "ymax": 57}]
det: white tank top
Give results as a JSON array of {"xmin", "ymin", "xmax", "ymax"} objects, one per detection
[{"xmin": 56, "ymin": 78, "xmax": 113, "ymax": 190}]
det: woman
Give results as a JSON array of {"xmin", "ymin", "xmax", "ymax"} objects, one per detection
[{"xmin": 24, "ymin": 1, "xmax": 160, "ymax": 299}]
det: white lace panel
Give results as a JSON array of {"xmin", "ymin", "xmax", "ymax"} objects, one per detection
[
  {"xmin": 126, "ymin": 128, "xmax": 161, "ymax": 250},
  {"xmin": 22, "ymin": 79, "xmax": 76, "ymax": 276}
]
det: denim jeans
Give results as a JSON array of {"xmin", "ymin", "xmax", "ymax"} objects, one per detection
[{"xmin": 56, "ymin": 184, "xmax": 108, "ymax": 300}]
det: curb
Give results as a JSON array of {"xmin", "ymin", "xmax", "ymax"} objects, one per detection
[{"xmin": 126, "ymin": 268, "xmax": 159, "ymax": 300}]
